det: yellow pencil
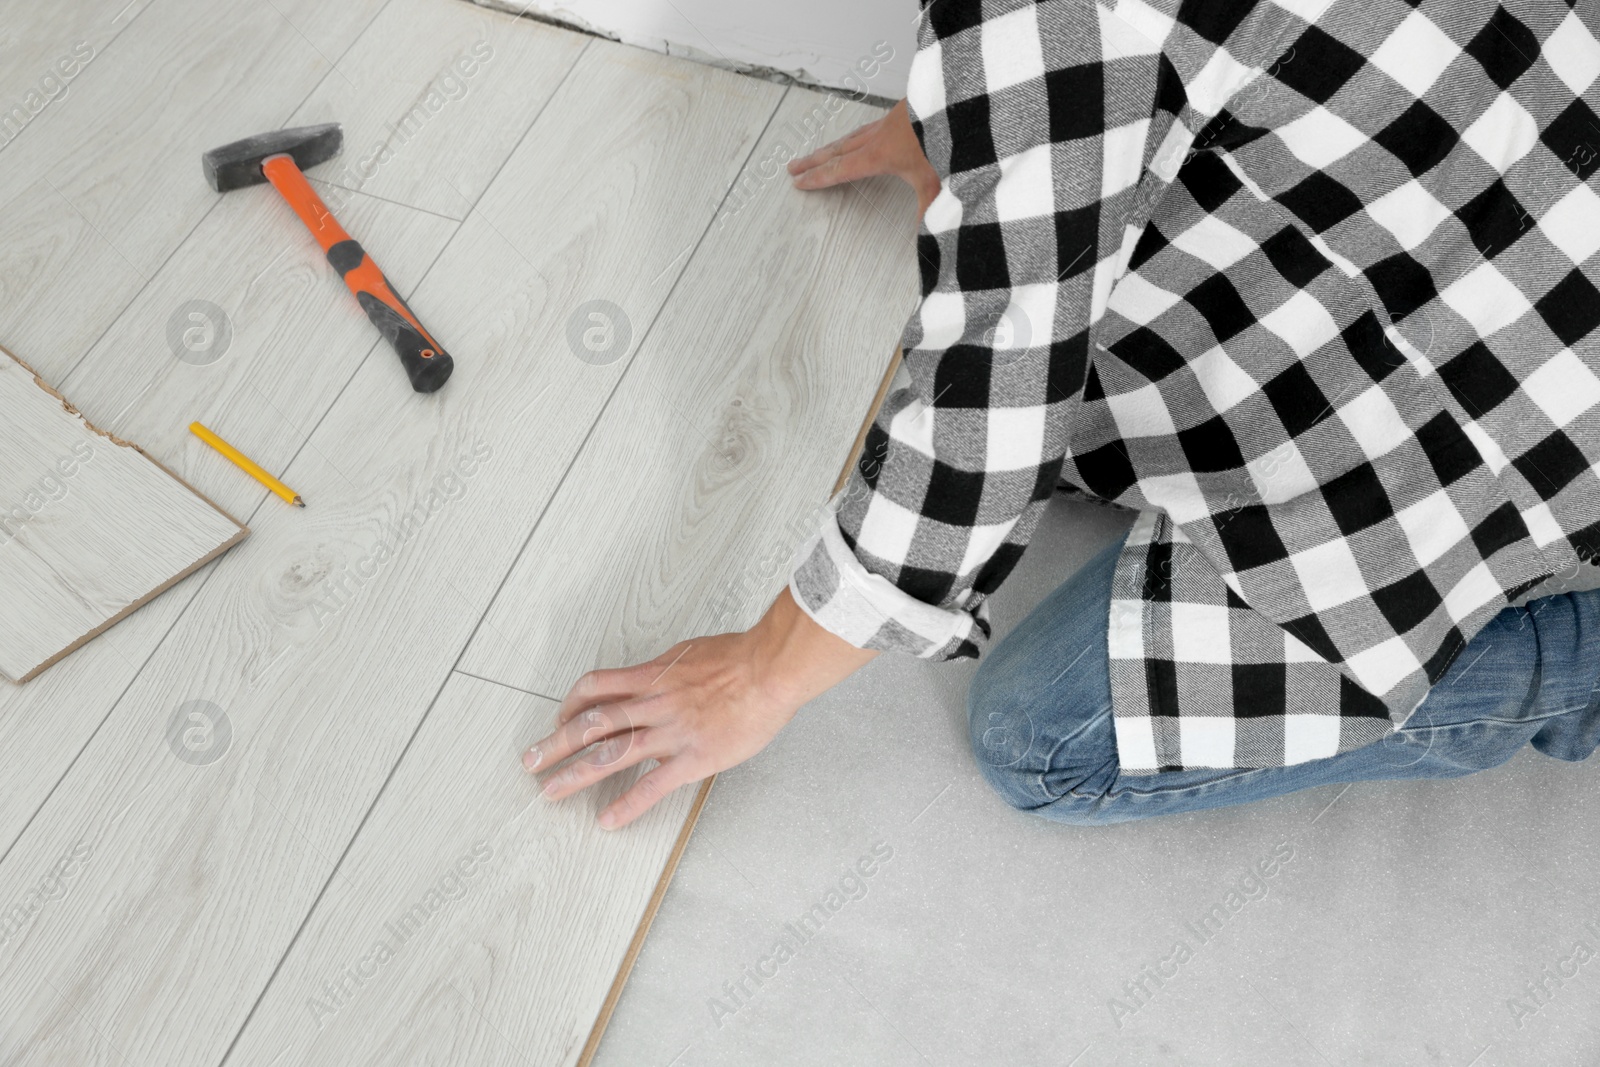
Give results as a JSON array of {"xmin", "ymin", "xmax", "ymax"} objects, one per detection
[{"xmin": 189, "ymin": 421, "xmax": 305, "ymax": 507}]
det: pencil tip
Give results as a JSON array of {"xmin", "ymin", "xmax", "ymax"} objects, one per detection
[{"xmin": 294, "ymin": 496, "xmax": 306, "ymax": 508}]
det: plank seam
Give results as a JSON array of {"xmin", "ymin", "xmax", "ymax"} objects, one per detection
[
  {"xmin": 436, "ymin": 33, "xmax": 594, "ymax": 220},
  {"xmin": 451, "ymin": 668, "xmax": 562, "ymax": 703},
  {"xmin": 575, "ymin": 774, "xmax": 716, "ymax": 1067},
  {"xmin": 306, "ymin": 175, "xmax": 468, "ymax": 224}
]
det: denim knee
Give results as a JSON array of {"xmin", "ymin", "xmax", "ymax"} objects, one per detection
[
  {"xmin": 966, "ymin": 663, "xmax": 1041, "ymax": 811},
  {"xmin": 966, "ymin": 662, "xmax": 1118, "ymax": 820}
]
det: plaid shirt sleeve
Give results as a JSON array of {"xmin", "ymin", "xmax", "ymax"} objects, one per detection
[{"xmin": 789, "ymin": 0, "xmax": 1202, "ymax": 659}]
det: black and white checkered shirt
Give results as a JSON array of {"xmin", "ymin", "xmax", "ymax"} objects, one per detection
[{"xmin": 788, "ymin": 0, "xmax": 1600, "ymax": 773}]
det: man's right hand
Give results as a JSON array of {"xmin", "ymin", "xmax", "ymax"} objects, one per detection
[{"xmin": 788, "ymin": 99, "xmax": 940, "ymax": 219}]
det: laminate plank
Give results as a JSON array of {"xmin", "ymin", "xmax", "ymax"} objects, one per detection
[
  {"xmin": 0, "ymin": 0, "xmax": 387, "ymax": 384},
  {"xmin": 228, "ymin": 89, "xmax": 917, "ymax": 1066},
  {"xmin": 0, "ymin": 2, "xmax": 141, "ymax": 159},
  {"xmin": 0, "ymin": 562, "xmax": 200, "ymax": 853},
  {"xmin": 0, "ymin": 39, "xmax": 779, "ymax": 1067},
  {"xmin": 0, "ymin": 348, "xmax": 247, "ymax": 683},
  {"xmin": 459, "ymin": 90, "xmax": 919, "ymax": 692},
  {"xmin": 288, "ymin": 0, "xmax": 588, "ymax": 219},
  {"xmin": 0, "ymin": 177, "xmax": 147, "ymax": 386},
  {"xmin": 221, "ymin": 672, "xmax": 697, "ymax": 1066}
]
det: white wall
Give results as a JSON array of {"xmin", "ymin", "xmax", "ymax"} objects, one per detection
[{"xmin": 471, "ymin": 0, "xmax": 916, "ymax": 98}]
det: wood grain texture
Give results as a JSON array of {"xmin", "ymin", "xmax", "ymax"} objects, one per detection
[
  {"xmin": 458, "ymin": 89, "xmax": 919, "ymax": 694},
  {"xmin": 0, "ymin": 0, "xmax": 386, "ymax": 384},
  {"xmin": 0, "ymin": 39, "xmax": 780, "ymax": 1067},
  {"xmin": 574, "ymin": 774, "xmax": 716, "ymax": 1067},
  {"xmin": 222, "ymin": 672, "xmax": 706, "ymax": 1066},
  {"xmin": 0, "ymin": 348, "xmax": 247, "ymax": 682},
  {"xmin": 0, "ymin": 556, "xmax": 206, "ymax": 852},
  {"xmin": 289, "ymin": 0, "xmax": 589, "ymax": 219},
  {"xmin": 0, "ymin": 1, "xmax": 144, "ymax": 150},
  {"xmin": 0, "ymin": 177, "xmax": 149, "ymax": 386}
]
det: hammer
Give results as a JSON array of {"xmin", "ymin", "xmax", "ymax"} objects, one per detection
[{"xmin": 203, "ymin": 124, "xmax": 453, "ymax": 393}]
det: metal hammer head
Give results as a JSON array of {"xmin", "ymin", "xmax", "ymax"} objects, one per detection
[{"xmin": 203, "ymin": 123, "xmax": 343, "ymax": 193}]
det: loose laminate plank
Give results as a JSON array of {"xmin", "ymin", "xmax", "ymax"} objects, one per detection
[
  {"xmin": 0, "ymin": 348, "xmax": 247, "ymax": 683},
  {"xmin": 0, "ymin": 38, "xmax": 780, "ymax": 1067}
]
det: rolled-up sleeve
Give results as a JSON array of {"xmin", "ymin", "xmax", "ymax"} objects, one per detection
[{"xmin": 790, "ymin": 0, "xmax": 1192, "ymax": 659}]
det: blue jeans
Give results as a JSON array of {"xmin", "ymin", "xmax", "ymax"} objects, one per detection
[{"xmin": 968, "ymin": 537, "xmax": 1600, "ymax": 825}]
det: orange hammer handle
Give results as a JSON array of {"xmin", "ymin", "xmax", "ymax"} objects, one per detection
[
  {"xmin": 261, "ymin": 154, "xmax": 353, "ymax": 251},
  {"xmin": 260, "ymin": 154, "xmax": 452, "ymax": 393}
]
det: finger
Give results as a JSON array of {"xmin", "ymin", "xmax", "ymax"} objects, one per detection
[
  {"xmin": 525, "ymin": 700, "xmax": 636, "ymax": 772},
  {"xmin": 558, "ymin": 641, "xmax": 695, "ymax": 722},
  {"xmin": 524, "ymin": 692, "xmax": 671, "ymax": 772},
  {"xmin": 786, "ymin": 139, "xmax": 845, "ymax": 177},
  {"xmin": 555, "ymin": 662, "xmax": 654, "ymax": 723},
  {"xmin": 787, "ymin": 122, "xmax": 877, "ymax": 176},
  {"xmin": 599, "ymin": 760, "xmax": 696, "ymax": 830},
  {"xmin": 790, "ymin": 148, "xmax": 880, "ymax": 192},
  {"xmin": 539, "ymin": 727, "xmax": 668, "ymax": 802}
]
